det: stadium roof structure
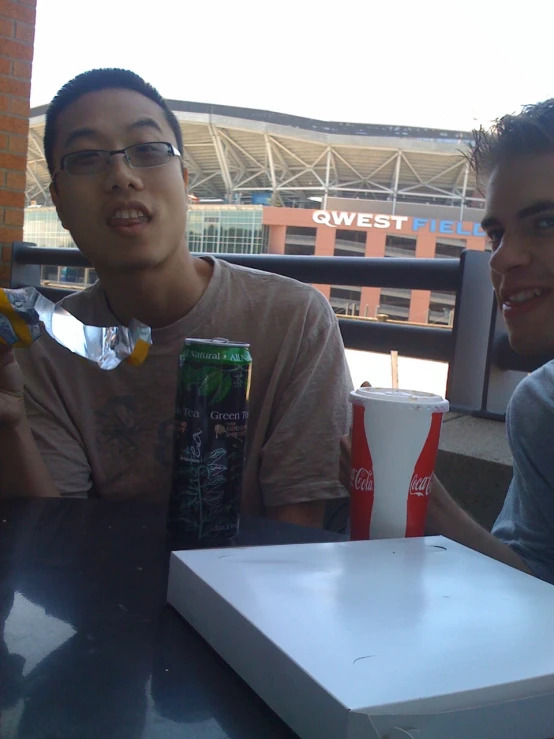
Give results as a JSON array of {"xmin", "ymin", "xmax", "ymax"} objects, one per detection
[{"xmin": 26, "ymin": 100, "xmax": 483, "ymax": 210}]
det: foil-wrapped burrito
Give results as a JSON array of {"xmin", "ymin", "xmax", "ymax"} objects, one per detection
[{"xmin": 0, "ymin": 287, "xmax": 151, "ymax": 370}]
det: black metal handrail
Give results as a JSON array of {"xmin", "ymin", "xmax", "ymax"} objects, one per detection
[
  {"xmin": 11, "ymin": 245, "xmax": 461, "ymax": 291},
  {"xmin": 9, "ymin": 242, "xmax": 459, "ymax": 363},
  {"xmin": 340, "ymin": 319, "xmax": 452, "ymax": 362},
  {"xmin": 10, "ymin": 242, "xmax": 552, "ymax": 420}
]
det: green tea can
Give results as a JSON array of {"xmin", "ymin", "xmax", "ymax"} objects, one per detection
[{"xmin": 169, "ymin": 338, "xmax": 252, "ymax": 548}]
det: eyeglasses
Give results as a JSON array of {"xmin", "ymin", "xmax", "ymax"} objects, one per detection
[{"xmin": 58, "ymin": 141, "xmax": 181, "ymax": 176}]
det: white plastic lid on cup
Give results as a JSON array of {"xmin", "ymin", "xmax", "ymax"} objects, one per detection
[{"xmin": 350, "ymin": 387, "xmax": 449, "ymax": 413}]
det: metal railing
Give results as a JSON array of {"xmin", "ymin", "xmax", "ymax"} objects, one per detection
[{"xmin": 10, "ymin": 242, "xmax": 548, "ymax": 419}]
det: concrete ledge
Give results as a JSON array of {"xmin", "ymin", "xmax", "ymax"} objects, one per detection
[
  {"xmin": 436, "ymin": 413, "xmax": 512, "ymax": 530},
  {"xmin": 439, "ymin": 413, "xmax": 512, "ymax": 466}
]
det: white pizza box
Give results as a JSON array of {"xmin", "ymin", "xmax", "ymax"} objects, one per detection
[{"xmin": 167, "ymin": 537, "xmax": 554, "ymax": 739}]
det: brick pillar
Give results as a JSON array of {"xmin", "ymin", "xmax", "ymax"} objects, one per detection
[
  {"xmin": 0, "ymin": 0, "xmax": 36, "ymax": 287},
  {"xmin": 313, "ymin": 225, "xmax": 335, "ymax": 300},
  {"xmin": 409, "ymin": 234, "xmax": 436, "ymax": 323},
  {"xmin": 360, "ymin": 231, "xmax": 386, "ymax": 318},
  {"xmin": 268, "ymin": 224, "xmax": 286, "ymax": 254}
]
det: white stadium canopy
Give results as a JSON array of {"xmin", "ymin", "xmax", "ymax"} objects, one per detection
[{"xmin": 26, "ymin": 100, "xmax": 482, "ymax": 210}]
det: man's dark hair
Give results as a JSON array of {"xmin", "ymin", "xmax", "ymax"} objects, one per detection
[
  {"xmin": 44, "ymin": 68, "xmax": 183, "ymax": 176},
  {"xmin": 469, "ymin": 99, "xmax": 554, "ymax": 190}
]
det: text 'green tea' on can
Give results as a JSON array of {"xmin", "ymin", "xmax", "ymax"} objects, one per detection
[{"xmin": 169, "ymin": 338, "xmax": 252, "ymax": 549}]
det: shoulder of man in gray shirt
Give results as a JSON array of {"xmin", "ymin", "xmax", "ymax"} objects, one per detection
[{"xmin": 492, "ymin": 360, "xmax": 554, "ymax": 584}]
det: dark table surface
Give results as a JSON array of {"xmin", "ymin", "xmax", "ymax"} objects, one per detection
[{"xmin": 0, "ymin": 499, "xmax": 342, "ymax": 739}]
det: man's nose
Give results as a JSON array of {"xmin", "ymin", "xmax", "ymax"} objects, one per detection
[
  {"xmin": 490, "ymin": 233, "xmax": 532, "ymax": 275},
  {"xmin": 101, "ymin": 153, "xmax": 144, "ymax": 192}
]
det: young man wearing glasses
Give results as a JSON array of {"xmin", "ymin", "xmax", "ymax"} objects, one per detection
[{"xmin": 0, "ymin": 69, "xmax": 352, "ymax": 526}]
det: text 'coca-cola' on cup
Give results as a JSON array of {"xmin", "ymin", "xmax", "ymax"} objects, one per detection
[{"xmin": 349, "ymin": 388, "xmax": 449, "ymax": 541}]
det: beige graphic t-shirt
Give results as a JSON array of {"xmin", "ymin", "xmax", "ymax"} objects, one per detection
[{"xmin": 16, "ymin": 258, "xmax": 353, "ymax": 515}]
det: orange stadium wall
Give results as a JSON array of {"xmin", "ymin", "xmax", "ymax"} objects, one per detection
[{"xmin": 262, "ymin": 206, "xmax": 487, "ymax": 321}]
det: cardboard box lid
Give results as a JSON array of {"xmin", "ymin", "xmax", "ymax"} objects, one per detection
[{"xmin": 168, "ymin": 537, "xmax": 554, "ymax": 736}]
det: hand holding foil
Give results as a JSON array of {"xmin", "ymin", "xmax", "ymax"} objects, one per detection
[{"xmin": 0, "ymin": 287, "xmax": 151, "ymax": 370}]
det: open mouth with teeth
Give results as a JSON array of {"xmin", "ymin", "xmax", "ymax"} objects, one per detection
[
  {"xmin": 502, "ymin": 288, "xmax": 551, "ymax": 316},
  {"xmin": 108, "ymin": 209, "xmax": 151, "ymax": 230}
]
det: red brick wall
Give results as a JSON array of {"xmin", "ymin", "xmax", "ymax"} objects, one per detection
[
  {"xmin": 312, "ymin": 225, "xmax": 335, "ymax": 299},
  {"xmin": 0, "ymin": 0, "xmax": 36, "ymax": 286},
  {"xmin": 268, "ymin": 224, "xmax": 286, "ymax": 254},
  {"xmin": 360, "ymin": 231, "xmax": 386, "ymax": 318},
  {"xmin": 409, "ymin": 233, "xmax": 436, "ymax": 323}
]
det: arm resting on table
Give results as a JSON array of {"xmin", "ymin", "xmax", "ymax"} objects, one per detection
[
  {"xmin": 426, "ymin": 476, "xmax": 532, "ymax": 575},
  {"xmin": 266, "ymin": 500, "xmax": 326, "ymax": 529},
  {"xmin": 0, "ymin": 419, "xmax": 59, "ymax": 497},
  {"xmin": 260, "ymin": 294, "xmax": 352, "ymax": 527}
]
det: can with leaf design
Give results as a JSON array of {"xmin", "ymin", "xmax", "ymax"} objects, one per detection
[{"xmin": 168, "ymin": 338, "xmax": 252, "ymax": 549}]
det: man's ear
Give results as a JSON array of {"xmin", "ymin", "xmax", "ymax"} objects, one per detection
[
  {"xmin": 49, "ymin": 180, "xmax": 69, "ymax": 231},
  {"xmin": 182, "ymin": 165, "xmax": 189, "ymax": 189}
]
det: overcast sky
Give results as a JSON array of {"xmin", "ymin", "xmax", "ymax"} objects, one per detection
[{"xmin": 30, "ymin": 0, "xmax": 550, "ymax": 131}]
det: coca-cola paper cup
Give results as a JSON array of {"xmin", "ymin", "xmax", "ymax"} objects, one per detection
[{"xmin": 349, "ymin": 388, "xmax": 449, "ymax": 540}]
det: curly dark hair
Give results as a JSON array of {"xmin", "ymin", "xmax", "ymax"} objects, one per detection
[
  {"xmin": 44, "ymin": 68, "xmax": 183, "ymax": 177},
  {"xmin": 469, "ymin": 100, "xmax": 554, "ymax": 190}
]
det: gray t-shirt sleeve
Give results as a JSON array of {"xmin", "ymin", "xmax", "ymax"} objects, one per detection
[
  {"xmin": 492, "ymin": 362, "xmax": 554, "ymax": 584},
  {"xmin": 259, "ymin": 295, "xmax": 353, "ymax": 507},
  {"xmin": 16, "ymin": 343, "xmax": 93, "ymax": 498}
]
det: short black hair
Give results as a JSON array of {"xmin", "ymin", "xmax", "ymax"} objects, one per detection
[
  {"xmin": 469, "ymin": 99, "xmax": 554, "ymax": 190},
  {"xmin": 44, "ymin": 68, "xmax": 183, "ymax": 176}
]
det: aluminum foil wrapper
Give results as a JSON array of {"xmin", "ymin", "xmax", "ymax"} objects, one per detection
[{"xmin": 0, "ymin": 287, "xmax": 151, "ymax": 370}]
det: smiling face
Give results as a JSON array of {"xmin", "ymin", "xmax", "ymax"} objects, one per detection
[
  {"xmin": 50, "ymin": 88, "xmax": 188, "ymax": 274},
  {"xmin": 483, "ymin": 153, "xmax": 554, "ymax": 354}
]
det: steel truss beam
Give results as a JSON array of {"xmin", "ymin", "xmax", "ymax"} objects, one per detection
[{"xmin": 24, "ymin": 118, "xmax": 483, "ymax": 210}]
